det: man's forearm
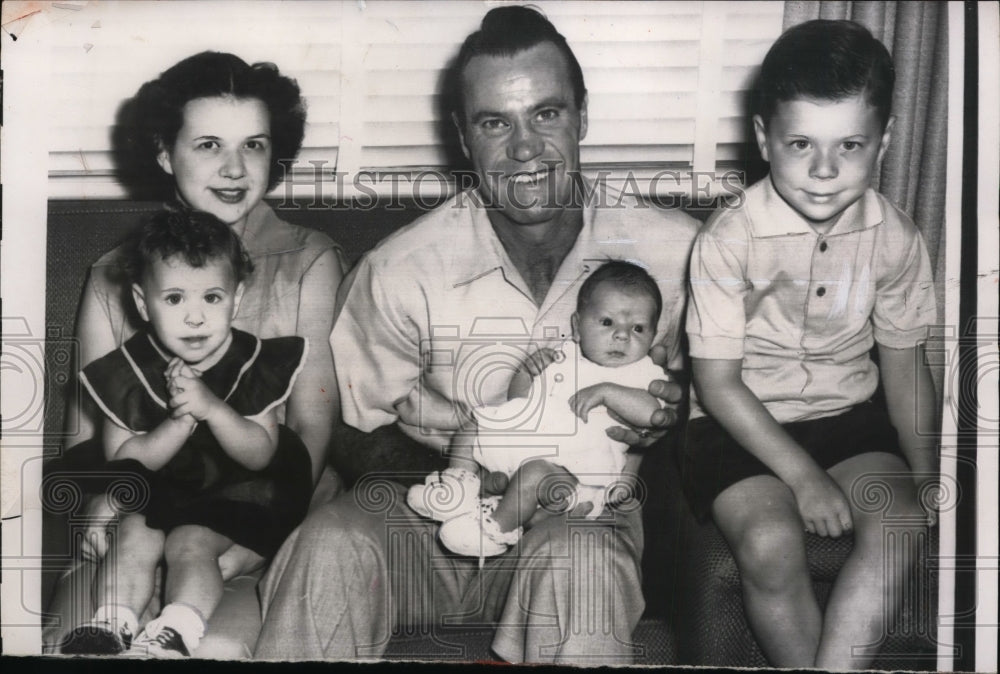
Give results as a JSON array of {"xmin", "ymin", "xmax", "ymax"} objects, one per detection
[{"xmin": 329, "ymin": 422, "xmax": 449, "ymax": 487}]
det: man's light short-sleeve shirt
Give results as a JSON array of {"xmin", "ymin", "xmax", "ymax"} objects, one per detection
[
  {"xmin": 686, "ymin": 178, "xmax": 936, "ymax": 423},
  {"xmin": 332, "ymin": 181, "xmax": 699, "ymax": 445}
]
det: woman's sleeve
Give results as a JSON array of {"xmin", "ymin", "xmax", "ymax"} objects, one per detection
[{"xmin": 65, "ymin": 268, "xmax": 121, "ymax": 444}]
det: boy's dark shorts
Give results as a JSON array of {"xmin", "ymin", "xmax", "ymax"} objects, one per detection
[{"xmin": 681, "ymin": 401, "xmax": 906, "ymax": 522}]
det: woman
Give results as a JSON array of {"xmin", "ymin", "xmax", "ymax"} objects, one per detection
[{"xmin": 44, "ymin": 51, "xmax": 344, "ymax": 657}]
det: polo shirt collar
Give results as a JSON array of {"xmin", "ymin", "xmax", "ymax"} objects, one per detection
[{"xmin": 746, "ymin": 176, "xmax": 884, "ymax": 238}]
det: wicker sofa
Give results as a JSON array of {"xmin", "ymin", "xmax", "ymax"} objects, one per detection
[{"xmin": 41, "ymin": 197, "xmax": 937, "ymax": 666}]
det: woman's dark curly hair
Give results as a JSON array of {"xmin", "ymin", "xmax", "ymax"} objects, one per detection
[{"xmin": 114, "ymin": 51, "xmax": 306, "ymax": 197}]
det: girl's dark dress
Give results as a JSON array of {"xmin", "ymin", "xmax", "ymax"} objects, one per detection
[{"xmin": 77, "ymin": 328, "xmax": 312, "ymax": 557}]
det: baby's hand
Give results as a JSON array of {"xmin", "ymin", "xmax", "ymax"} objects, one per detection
[
  {"xmin": 524, "ymin": 347, "xmax": 560, "ymax": 377},
  {"xmin": 168, "ymin": 374, "xmax": 220, "ymax": 422},
  {"xmin": 568, "ymin": 384, "xmax": 608, "ymax": 422}
]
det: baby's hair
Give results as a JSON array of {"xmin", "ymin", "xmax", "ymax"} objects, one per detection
[
  {"xmin": 123, "ymin": 205, "xmax": 253, "ymax": 285},
  {"xmin": 755, "ymin": 19, "xmax": 894, "ymax": 130},
  {"xmin": 577, "ymin": 261, "xmax": 662, "ymax": 325}
]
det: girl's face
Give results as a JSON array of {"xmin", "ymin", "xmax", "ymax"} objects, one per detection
[
  {"xmin": 132, "ymin": 255, "xmax": 244, "ymax": 369},
  {"xmin": 157, "ymin": 96, "xmax": 272, "ymax": 233}
]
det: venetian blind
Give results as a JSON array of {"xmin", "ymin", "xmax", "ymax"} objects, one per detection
[{"xmin": 44, "ymin": 0, "xmax": 783, "ymax": 199}]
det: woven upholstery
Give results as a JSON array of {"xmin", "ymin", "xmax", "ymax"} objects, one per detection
[{"xmin": 674, "ymin": 483, "xmax": 940, "ymax": 669}]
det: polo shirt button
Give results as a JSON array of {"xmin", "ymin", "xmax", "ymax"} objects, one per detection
[
  {"xmin": 819, "ymin": 241, "xmax": 828, "ymax": 252},
  {"xmin": 817, "ymin": 287, "xmax": 826, "ymax": 297}
]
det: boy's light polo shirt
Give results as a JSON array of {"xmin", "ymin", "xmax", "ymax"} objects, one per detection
[{"xmin": 687, "ymin": 177, "xmax": 936, "ymax": 424}]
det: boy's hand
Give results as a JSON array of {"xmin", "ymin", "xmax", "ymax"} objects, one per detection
[
  {"xmin": 168, "ymin": 374, "xmax": 221, "ymax": 422},
  {"xmin": 791, "ymin": 471, "xmax": 853, "ymax": 538},
  {"xmin": 569, "ymin": 384, "xmax": 608, "ymax": 422}
]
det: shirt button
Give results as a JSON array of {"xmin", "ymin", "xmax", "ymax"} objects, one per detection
[
  {"xmin": 819, "ymin": 241, "xmax": 828, "ymax": 252},
  {"xmin": 817, "ymin": 287, "xmax": 826, "ymax": 297}
]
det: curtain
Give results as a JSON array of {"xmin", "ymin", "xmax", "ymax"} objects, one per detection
[{"xmin": 783, "ymin": 1, "xmax": 949, "ymax": 318}]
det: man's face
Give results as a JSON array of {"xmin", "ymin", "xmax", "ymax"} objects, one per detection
[
  {"xmin": 456, "ymin": 42, "xmax": 588, "ymax": 229},
  {"xmin": 754, "ymin": 94, "xmax": 891, "ymax": 233}
]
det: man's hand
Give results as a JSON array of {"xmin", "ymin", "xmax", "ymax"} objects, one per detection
[
  {"xmin": 605, "ymin": 343, "xmax": 682, "ymax": 447},
  {"xmin": 791, "ymin": 471, "xmax": 854, "ymax": 538}
]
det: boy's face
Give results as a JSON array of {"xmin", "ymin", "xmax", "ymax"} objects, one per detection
[
  {"xmin": 754, "ymin": 95, "xmax": 892, "ymax": 232},
  {"xmin": 572, "ymin": 284, "xmax": 657, "ymax": 367},
  {"xmin": 132, "ymin": 255, "xmax": 244, "ymax": 368}
]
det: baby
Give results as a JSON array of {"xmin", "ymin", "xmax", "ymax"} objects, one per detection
[
  {"xmin": 60, "ymin": 207, "xmax": 312, "ymax": 657},
  {"xmin": 408, "ymin": 261, "xmax": 664, "ymax": 557}
]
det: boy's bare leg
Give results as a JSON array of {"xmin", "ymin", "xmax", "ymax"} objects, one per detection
[
  {"xmin": 491, "ymin": 459, "xmax": 575, "ymax": 533},
  {"xmin": 712, "ymin": 475, "xmax": 821, "ymax": 668},
  {"xmin": 817, "ymin": 451, "xmax": 926, "ymax": 669},
  {"xmin": 98, "ymin": 514, "xmax": 165, "ymax": 619},
  {"xmin": 163, "ymin": 525, "xmax": 233, "ymax": 621}
]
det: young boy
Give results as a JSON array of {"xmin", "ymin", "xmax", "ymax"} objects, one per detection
[
  {"xmin": 408, "ymin": 261, "xmax": 664, "ymax": 557},
  {"xmin": 61, "ymin": 207, "xmax": 311, "ymax": 657},
  {"xmin": 684, "ymin": 20, "xmax": 938, "ymax": 669}
]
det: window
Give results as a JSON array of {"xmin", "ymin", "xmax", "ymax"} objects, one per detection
[{"xmin": 44, "ymin": 0, "xmax": 784, "ymax": 199}]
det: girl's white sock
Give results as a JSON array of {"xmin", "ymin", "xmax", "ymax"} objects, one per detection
[
  {"xmin": 145, "ymin": 602, "xmax": 206, "ymax": 653},
  {"xmin": 92, "ymin": 604, "xmax": 139, "ymax": 640}
]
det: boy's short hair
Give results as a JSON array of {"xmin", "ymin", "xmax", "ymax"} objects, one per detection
[
  {"xmin": 577, "ymin": 261, "xmax": 662, "ymax": 325},
  {"xmin": 755, "ymin": 19, "xmax": 895, "ymax": 130},
  {"xmin": 123, "ymin": 204, "xmax": 253, "ymax": 285}
]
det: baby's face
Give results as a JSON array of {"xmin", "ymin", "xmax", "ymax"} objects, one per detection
[
  {"xmin": 132, "ymin": 255, "xmax": 243, "ymax": 368},
  {"xmin": 574, "ymin": 284, "xmax": 657, "ymax": 367}
]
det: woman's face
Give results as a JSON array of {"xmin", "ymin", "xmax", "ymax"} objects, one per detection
[{"xmin": 157, "ymin": 96, "xmax": 272, "ymax": 232}]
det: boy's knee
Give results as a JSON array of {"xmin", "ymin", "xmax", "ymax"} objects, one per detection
[{"xmin": 733, "ymin": 520, "xmax": 806, "ymax": 588}]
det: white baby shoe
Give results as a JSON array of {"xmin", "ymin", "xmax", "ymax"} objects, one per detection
[
  {"xmin": 407, "ymin": 467, "xmax": 481, "ymax": 521},
  {"xmin": 438, "ymin": 496, "xmax": 521, "ymax": 558}
]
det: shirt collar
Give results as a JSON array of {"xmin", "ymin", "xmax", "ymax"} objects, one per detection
[
  {"xmin": 746, "ymin": 176, "xmax": 884, "ymax": 238},
  {"xmin": 239, "ymin": 201, "xmax": 306, "ymax": 256},
  {"xmin": 447, "ymin": 182, "xmax": 598, "ymax": 288}
]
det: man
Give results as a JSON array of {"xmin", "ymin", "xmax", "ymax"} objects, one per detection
[{"xmin": 254, "ymin": 6, "xmax": 698, "ymax": 663}]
